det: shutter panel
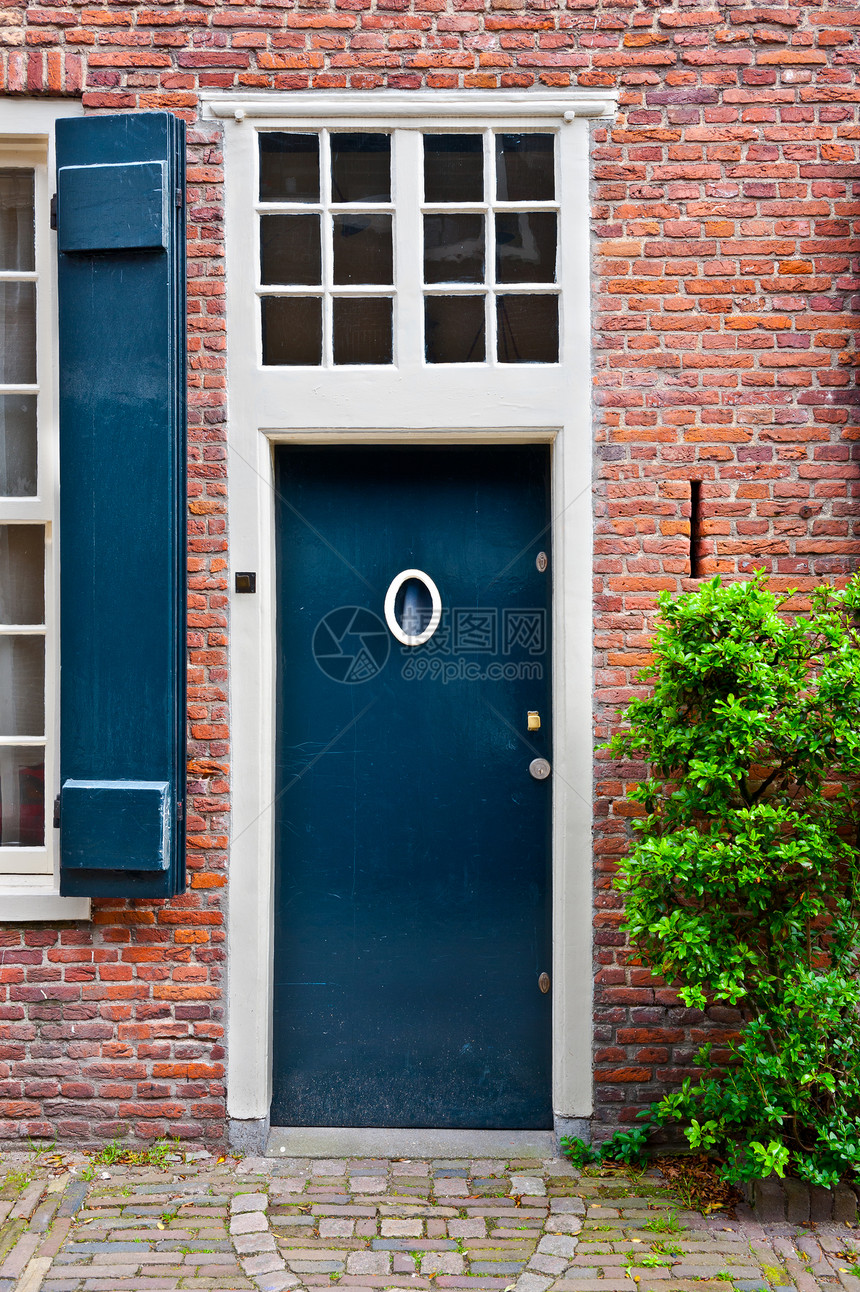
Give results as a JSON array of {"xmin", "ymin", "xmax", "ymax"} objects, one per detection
[{"xmin": 56, "ymin": 112, "xmax": 186, "ymax": 898}]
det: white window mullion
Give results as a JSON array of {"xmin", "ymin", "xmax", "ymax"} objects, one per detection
[
  {"xmin": 394, "ymin": 129, "xmax": 422, "ymax": 372},
  {"xmin": 486, "ymin": 128, "xmax": 497, "ymax": 367},
  {"xmin": 321, "ymin": 130, "xmax": 333, "ymax": 369}
]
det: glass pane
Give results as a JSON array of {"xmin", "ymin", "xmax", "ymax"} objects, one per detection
[
  {"xmin": 259, "ymin": 133, "xmax": 319, "ymax": 203},
  {"xmin": 333, "ymin": 297, "xmax": 392, "ymax": 365},
  {"xmin": 497, "ymin": 295, "xmax": 558, "ymax": 363},
  {"xmin": 0, "ymin": 636, "xmax": 44, "ymax": 736},
  {"xmin": 0, "ymin": 395, "xmax": 37, "ymax": 497},
  {"xmin": 423, "ymin": 135, "xmax": 483, "ymax": 204},
  {"xmin": 0, "ymin": 170, "xmax": 34, "ymax": 272},
  {"xmin": 261, "ymin": 296, "xmax": 322, "ymax": 366},
  {"xmin": 0, "ymin": 745, "xmax": 44, "ymax": 846},
  {"xmin": 330, "ymin": 134, "xmax": 390, "ymax": 203},
  {"xmin": 425, "ymin": 295, "xmax": 486, "ymax": 364},
  {"xmin": 496, "ymin": 134, "xmax": 555, "ymax": 202},
  {"xmin": 260, "ymin": 214, "xmax": 321, "ymax": 286},
  {"xmin": 0, "ymin": 526, "xmax": 43, "ymax": 625},
  {"xmin": 0, "ymin": 283, "xmax": 35, "ymax": 384},
  {"xmin": 424, "ymin": 214, "xmax": 484, "ymax": 285},
  {"xmin": 495, "ymin": 213, "xmax": 557, "ymax": 284},
  {"xmin": 333, "ymin": 214, "xmax": 392, "ymax": 286},
  {"xmin": 395, "ymin": 578, "xmax": 434, "ymax": 636}
]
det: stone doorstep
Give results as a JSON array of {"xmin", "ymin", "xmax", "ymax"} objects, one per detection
[{"xmin": 266, "ymin": 1130, "xmax": 556, "ymax": 1159}]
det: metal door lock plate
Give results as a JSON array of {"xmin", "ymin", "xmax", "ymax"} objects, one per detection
[
  {"xmin": 529, "ymin": 758, "xmax": 551, "ymax": 781},
  {"xmin": 539, "ymin": 972, "xmax": 550, "ymax": 994},
  {"xmin": 536, "ymin": 551, "xmax": 548, "ymax": 572}
]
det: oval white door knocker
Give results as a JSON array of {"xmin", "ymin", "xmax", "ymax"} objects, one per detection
[{"xmin": 384, "ymin": 569, "xmax": 442, "ymax": 647}]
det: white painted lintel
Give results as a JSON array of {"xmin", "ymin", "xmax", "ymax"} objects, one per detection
[{"xmin": 203, "ymin": 90, "xmax": 618, "ymax": 122}]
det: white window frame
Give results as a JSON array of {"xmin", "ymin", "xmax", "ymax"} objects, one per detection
[
  {"xmin": 259, "ymin": 128, "xmax": 397, "ymax": 368},
  {"xmin": 0, "ymin": 99, "xmax": 89, "ymax": 921},
  {"xmin": 211, "ymin": 89, "xmax": 616, "ymax": 1135},
  {"xmin": 255, "ymin": 123, "xmax": 564, "ymax": 370}
]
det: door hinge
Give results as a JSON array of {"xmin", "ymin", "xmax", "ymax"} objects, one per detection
[
  {"xmin": 177, "ymin": 799, "xmax": 184, "ymax": 821},
  {"xmin": 53, "ymin": 794, "xmax": 61, "ymax": 829},
  {"xmin": 175, "ymin": 185, "xmax": 183, "ymax": 209},
  {"xmin": 50, "ymin": 193, "xmax": 57, "ymax": 231}
]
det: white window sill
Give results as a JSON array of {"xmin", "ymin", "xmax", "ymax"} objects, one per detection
[{"xmin": 0, "ymin": 892, "xmax": 91, "ymax": 921}]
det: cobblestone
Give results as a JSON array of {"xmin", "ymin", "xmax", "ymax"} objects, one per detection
[{"xmin": 0, "ymin": 1153, "xmax": 858, "ymax": 1292}]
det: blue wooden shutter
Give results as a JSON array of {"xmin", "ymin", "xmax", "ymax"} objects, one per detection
[{"xmin": 56, "ymin": 112, "xmax": 186, "ymax": 898}]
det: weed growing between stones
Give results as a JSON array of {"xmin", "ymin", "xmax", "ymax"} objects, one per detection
[{"xmin": 79, "ymin": 1136, "xmax": 177, "ymax": 1180}]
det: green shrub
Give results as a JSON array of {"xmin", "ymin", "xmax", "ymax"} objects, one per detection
[{"xmin": 600, "ymin": 573, "xmax": 860, "ymax": 1187}]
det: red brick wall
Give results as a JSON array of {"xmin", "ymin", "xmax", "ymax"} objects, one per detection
[{"xmin": 1, "ymin": 0, "xmax": 858, "ymax": 1143}]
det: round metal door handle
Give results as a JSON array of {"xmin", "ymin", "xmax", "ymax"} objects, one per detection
[{"xmin": 529, "ymin": 758, "xmax": 551, "ymax": 781}]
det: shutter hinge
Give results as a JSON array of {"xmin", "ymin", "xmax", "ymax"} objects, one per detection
[
  {"xmin": 175, "ymin": 186, "xmax": 183, "ymax": 209},
  {"xmin": 177, "ymin": 799, "xmax": 184, "ymax": 821},
  {"xmin": 50, "ymin": 193, "xmax": 57, "ymax": 231},
  {"xmin": 53, "ymin": 794, "xmax": 61, "ymax": 829}
]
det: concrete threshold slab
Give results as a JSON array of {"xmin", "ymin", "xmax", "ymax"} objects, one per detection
[{"xmin": 265, "ymin": 1127, "xmax": 555, "ymax": 1159}]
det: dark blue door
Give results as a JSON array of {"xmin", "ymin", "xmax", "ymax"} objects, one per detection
[{"xmin": 273, "ymin": 445, "xmax": 552, "ymax": 1128}]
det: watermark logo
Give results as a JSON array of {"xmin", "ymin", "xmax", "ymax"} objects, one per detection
[
  {"xmin": 312, "ymin": 604, "xmax": 546, "ymax": 685},
  {"xmin": 401, "ymin": 657, "xmax": 543, "ymax": 684},
  {"xmin": 453, "ymin": 609, "xmax": 497, "ymax": 654},
  {"xmin": 312, "ymin": 606, "xmax": 390, "ymax": 684},
  {"xmin": 503, "ymin": 609, "xmax": 545, "ymax": 656}
]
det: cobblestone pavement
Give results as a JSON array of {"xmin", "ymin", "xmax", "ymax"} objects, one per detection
[{"xmin": 2, "ymin": 1150, "xmax": 860, "ymax": 1292}]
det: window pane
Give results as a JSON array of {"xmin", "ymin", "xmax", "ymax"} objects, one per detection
[
  {"xmin": 495, "ymin": 213, "xmax": 557, "ymax": 284},
  {"xmin": 425, "ymin": 295, "xmax": 486, "ymax": 364},
  {"xmin": 331, "ymin": 134, "xmax": 390, "ymax": 203},
  {"xmin": 333, "ymin": 297, "xmax": 392, "ymax": 365},
  {"xmin": 0, "ymin": 526, "xmax": 43, "ymax": 625},
  {"xmin": 0, "ymin": 395, "xmax": 36, "ymax": 497},
  {"xmin": 424, "ymin": 214, "xmax": 485, "ymax": 285},
  {"xmin": 261, "ymin": 296, "xmax": 322, "ymax": 366},
  {"xmin": 423, "ymin": 135, "xmax": 483, "ymax": 204},
  {"xmin": 497, "ymin": 295, "xmax": 558, "ymax": 363},
  {"xmin": 0, "ymin": 636, "xmax": 44, "ymax": 736},
  {"xmin": 394, "ymin": 576, "xmax": 434, "ymax": 637},
  {"xmin": 333, "ymin": 214, "xmax": 392, "ymax": 286},
  {"xmin": 0, "ymin": 745, "xmax": 44, "ymax": 846},
  {"xmin": 261, "ymin": 214, "xmax": 321, "ymax": 286},
  {"xmin": 0, "ymin": 283, "xmax": 35, "ymax": 384},
  {"xmin": 259, "ymin": 133, "xmax": 319, "ymax": 203},
  {"xmin": 0, "ymin": 170, "xmax": 34, "ymax": 272},
  {"xmin": 496, "ymin": 134, "xmax": 555, "ymax": 202}
]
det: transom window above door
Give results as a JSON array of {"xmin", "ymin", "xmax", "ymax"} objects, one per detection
[
  {"xmin": 256, "ymin": 129, "xmax": 559, "ymax": 369},
  {"xmin": 260, "ymin": 132, "xmax": 394, "ymax": 367}
]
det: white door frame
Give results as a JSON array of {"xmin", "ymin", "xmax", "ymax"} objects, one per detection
[{"xmin": 210, "ymin": 90, "xmax": 616, "ymax": 1138}]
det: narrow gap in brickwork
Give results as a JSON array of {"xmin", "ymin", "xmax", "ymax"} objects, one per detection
[{"xmin": 689, "ymin": 480, "xmax": 702, "ymax": 579}]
